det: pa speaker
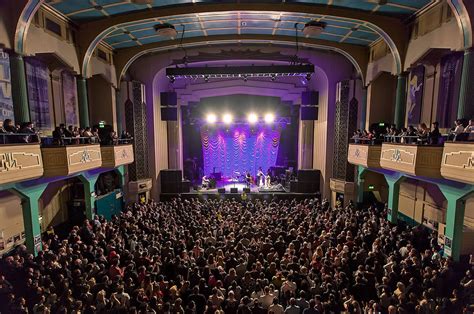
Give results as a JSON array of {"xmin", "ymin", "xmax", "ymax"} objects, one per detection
[
  {"xmin": 160, "ymin": 92, "xmax": 177, "ymax": 106},
  {"xmin": 230, "ymin": 188, "xmax": 238, "ymax": 193},
  {"xmin": 161, "ymin": 107, "xmax": 177, "ymax": 121},
  {"xmin": 301, "ymin": 91, "xmax": 319, "ymax": 106},
  {"xmin": 301, "ymin": 106, "xmax": 318, "ymax": 120},
  {"xmin": 243, "ymin": 188, "xmax": 251, "ymax": 193},
  {"xmin": 218, "ymin": 188, "xmax": 226, "ymax": 194}
]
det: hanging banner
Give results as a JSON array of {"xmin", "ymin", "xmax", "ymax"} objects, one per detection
[
  {"xmin": 25, "ymin": 58, "xmax": 51, "ymax": 130},
  {"xmin": 407, "ymin": 65, "xmax": 425, "ymax": 125},
  {"xmin": 437, "ymin": 52, "xmax": 464, "ymax": 128},
  {"xmin": 62, "ymin": 71, "xmax": 79, "ymax": 126},
  {"xmin": 0, "ymin": 49, "xmax": 14, "ymax": 127}
]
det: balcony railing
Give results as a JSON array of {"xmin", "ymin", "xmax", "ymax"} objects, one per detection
[
  {"xmin": 101, "ymin": 140, "xmax": 135, "ymax": 168},
  {"xmin": 347, "ymin": 140, "xmax": 382, "ymax": 168},
  {"xmin": 0, "ymin": 142, "xmax": 43, "ymax": 185},
  {"xmin": 42, "ymin": 142, "xmax": 102, "ymax": 177},
  {"xmin": 441, "ymin": 142, "xmax": 474, "ymax": 184},
  {"xmin": 380, "ymin": 142, "xmax": 443, "ymax": 178}
]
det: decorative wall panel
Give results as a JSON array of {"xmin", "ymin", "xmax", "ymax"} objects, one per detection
[
  {"xmin": 101, "ymin": 144, "xmax": 135, "ymax": 168},
  {"xmin": 347, "ymin": 144, "xmax": 382, "ymax": 168},
  {"xmin": 441, "ymin": 142, "xmax": 474, "ymax": 184},
  {"xmin": 0, "ymin": 144, "xmax": 43, "ymax": 184},
  {"xmin": 42, "ymin": 144, "xmax": 102, "ymax": 177}
]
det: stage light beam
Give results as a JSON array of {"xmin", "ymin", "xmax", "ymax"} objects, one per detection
[
  {"xmin": 223, "ymin": 113, "xmax": 233, "ymax": 124},
  {"xmin": 264, "ymin": 113, "xmax": 275, "ymax": 124},
  {"xmin": 206, "ymin": 113, "xmax": 217, "ymax": 124},
  {"xmin": 247, "ymin": 113, "xmax": 258, "ymax": 124}
]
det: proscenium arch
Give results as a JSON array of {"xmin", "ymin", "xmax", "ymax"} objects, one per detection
[
  {"xmin": 114, "ymin": 35, "xmax": 368, "ymax": 86},
  {"xmin": 76, "ymin": 3, "xmax": 406, "ymax": 77}
]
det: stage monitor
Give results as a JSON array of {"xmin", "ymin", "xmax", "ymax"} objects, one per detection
[
  {"xmin": 160, "ymin": 92, "xmax": 177, "ymax": 106},
  {"xmin": 301, "ymin": 91, "xmax": 319, "ymax": 106},
  {"xmin": 161, "ymin": 107, "xmax": 178, "ymax": 121},
  {"xmin": 300, "ymin": 106, "xmax": 318, "ymax": 120}
]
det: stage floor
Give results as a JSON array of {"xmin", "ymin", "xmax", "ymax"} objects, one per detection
[{"xmin": 198, "ymin": 180, "xmax": 288, "ymax": 194}]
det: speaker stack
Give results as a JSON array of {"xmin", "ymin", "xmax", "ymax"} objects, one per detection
[
  {"xmin": 290, "ymin": 169, "xmax": 320, "ymax": 193},
  {"xmin": 160, "ymin": 169, "xmax": 183, "ymax": 193}
]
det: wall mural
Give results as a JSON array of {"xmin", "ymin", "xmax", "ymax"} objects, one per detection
[
  {"xmin": 61, "ymin": 71, "xmax": 79, "ymax": 127},
  {"xmin": 201, "ymin": 126, "xmax": 280, "ymax": 178},
  {"xmin": 0, "ymin": 50, "xmax": 14, "ymax": 126},
  {"xmin": 407, "ymin": 65, "xmax": 424, "ymax": 125},
  {"xmin": 25, "ymin": 58, "xmax": 51, "ymax": 130}
]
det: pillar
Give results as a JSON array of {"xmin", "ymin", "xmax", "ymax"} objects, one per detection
[
  {"xmin": 385, "ymin": 175, "xmax": 403, "ymax": 224},
  {"xmin": 79, "ymin": 173, "xmax": 100, "ymax": 220},
  {"xmin": 9, "ymin": 54, "xmax": 30, "ymax": 124},
  {"xmin": 359, "ymin": 88, "xmax": 368, "ymax": 131},
  {"xmin": 76, "ymin": 76, "xmax": 90, "ymax": 128},
  {"xmin": 357, "ymin": 166, "xmax": 365, "ymax": 204},
  {"xmin": 115, "ymin": 88, "xmax": 123, "ymax": 133},
  {"xmin": 13, "ymin": 184, "xmax": 47, "ymax": 255},
  {"xmin": 394, "ymin": 73, "xmax": 408, "ymax": 128},
  {"xmin": 457, "ymin": 48, "xmax": 474, "ymax": 119}
]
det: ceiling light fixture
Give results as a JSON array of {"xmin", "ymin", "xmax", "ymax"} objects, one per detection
[
  {"xmin": 303, "ymin": 21, "xmax": 327, "ymax": 37},
  {"xmin": 154, "ymin": 23, "xmax": 178, "ymax": 38}
]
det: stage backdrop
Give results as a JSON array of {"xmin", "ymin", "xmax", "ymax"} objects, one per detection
[
  {"xmin": 0, "ymin": 49, "xmax": 14, "ymax": 127},
  {"xmin": 201, "ymin": 126, "xmax": 281, "ymax": 178}
]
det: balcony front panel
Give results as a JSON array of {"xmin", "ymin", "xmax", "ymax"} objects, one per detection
[
  {"xmin": 101, "ymin": 144, "xmax": 135, "ymax": 168},
  {"xmin": 441, "ymin": 142, "xmax": 474, "ymax": 184},
  {"xmin": 380, "ymin": 143, "xmax": 443, "ymax": 178},
  {"xmin": 347, "ymin": 144, "xmax": 382, "ymax": 168},
  {"xmin": 0, "ymin": 144, "xmax": 43, "ymax": 185},
  {"xmin": 42, "ymin": 144, "xmax": 102, "ymax": 177}
]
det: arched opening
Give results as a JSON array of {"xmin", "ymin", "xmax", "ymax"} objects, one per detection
[
  {"xmin": 359, "ymin": 170, "xmax": 389, "ymax": 207},
  {"xmin": 94, "ymin": 170, "xmax": 124, "ymax": 220}
]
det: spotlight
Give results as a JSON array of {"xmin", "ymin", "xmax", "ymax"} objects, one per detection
[
  {"xmin": 169, "ymin": 76, "xmax": 175, "ymax": 83},
  {"xmin": 206, "ymin": 113, "xmax": 217, "ymax": 124},
  {"xmin": 204, "ymin": 75, "xmax": 209, "ymax": 83},
  {"xmin": 222, "ymin": 113, "xmax": 233, "ymax": 124},
  {"xmin": 306, "ymin": 73, "xmax": 312, "ymax": 81},
  {"xmin": 243, "ymin": 74, "xmax": 248, "ymax": 82},
  {"xmin": 264, "ymin": 113, "xmax": 275, "ymax": 124},
  {"xmin": 247, "ymin": 113, "xmax": 258, "ymax": 124},
  {"xmin": 271, "ymin": 74, "xmax": 276, "ymax": 81}
]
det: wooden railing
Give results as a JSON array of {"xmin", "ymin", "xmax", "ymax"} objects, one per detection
[
  {"xmin": 101, "ymin": 144, "xmax": 134, "ymax": 168},
  {"xmin": 42, "ymin": 144, "xmax": 102, "ymax": 177},
  {"xmin": 347, "ymin": 143, "xmax": 382, "ymax": 168},
  {"xmin": 0, "ymin": 144, "xmax": 43, "ymax": 185},
  {"xmin": 440, "ymin": 142, "xmax": 474, "ymax": 184}
]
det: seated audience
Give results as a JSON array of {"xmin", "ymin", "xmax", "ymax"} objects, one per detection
[
  {"xmin": 19, "ymin": 122, "xmax": 39, "ymax": 143},
  {"xmin": 0, "ymin": 198, "xmax": 471, "ymax": 313},
  {"xmin": 451, "ymin": 119, "xmax": 465, "ymax": 141},
  {"xmin": 417, "ymin": 123, "xmax": 430, "ymax": 144},
  {"xmin": 428, "ymin": 121, "xmax": 441, "ymax": 145}
]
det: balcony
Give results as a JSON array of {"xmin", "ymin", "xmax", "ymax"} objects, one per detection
[
  {"xmin": 0, "ymin": 144, "xmax": 44, "ymax": 185},
  {"xmin": 42, "ymin": 144, "xmax": 102, "ymax": 177},
  {"xmin": 380, "ymin": 143, "xmax": 443, "ymax": 178},
  {"xmin": 347, "ymin": 143, "xmax": 382, "ymax": 168},
  {"xmin": 101, "ymin": 144, "xmax": 134, "ymax": 168},
  {"xmin": 440, "ymin": 142, "xmax": 474, "ymax": 184}
]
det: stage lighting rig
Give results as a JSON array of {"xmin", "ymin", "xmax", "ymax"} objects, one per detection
[
  {"xmin": 206, "ymin": 113, "xmax": 217, "ymax": 124},
  {"xmin": 247, "ymin": 113, "xmax": 258, "ymax": 124},
  {"xmin": 264, "ymin": 113, "xmax": 275, "ymax": 124},
  {"xmin": 222, "ymin": 113, "xmax": 233, "ymax": 124}
]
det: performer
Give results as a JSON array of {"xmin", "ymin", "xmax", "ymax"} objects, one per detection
[
  {"xmin": 245, "ymin": 171, "xmax": 252, "ymax": 188},
  {"xmin": 257, "ymin": 167, "xmax": 264, "ymax": 187},
  {"xmin": 265, "ymin": 169, "xmax": 271, "ymax": 187},
  {"xmin": 201, "ymin": 175, "xmax": 210, "ymax": 190}
]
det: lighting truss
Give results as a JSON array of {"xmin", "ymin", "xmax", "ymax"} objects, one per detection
[
  {"xmin": 166, "ymin": 64, "xmax": 314, "ymax": 80},
  {"xmin": 187, "ymin": 116, "xmax": 291, "ymax": 126}
]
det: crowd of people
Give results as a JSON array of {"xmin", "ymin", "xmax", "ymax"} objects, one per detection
[
  {"xmin": 0, "ymin": 198, "xmax": 472, "ymax": 313},
  {"xmin": 352, "ymin": 119, "xmax": 474, "ymax": 145},
  {"xmin": 0, "ymin": 119, "xmax": 132, "ymax": 146}
]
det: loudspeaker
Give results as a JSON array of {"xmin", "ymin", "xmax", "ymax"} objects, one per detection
[
  {"xmin": 297, "ymin": 169, "xmax": 320, "ymax": 182},
  {"xmin": 290, "ymin": 180, "xmax": 298, "ymax": 193},
  {"xmin": 161, "ymin": 107, "xmax": 177, "ymax": 121},
  {"xmin": 161, "ymin": 170, "xmax": 182, "ymax": 184},
  {"xmin": 243, "ymin": 188, "xmax": 251, "ymax": 193},
  {"xmin": 181, "ymin": 180, "xmax": 191, "ymax": 193},
  {"xmin": 160, "ymin": 92, "xmax": 177, "ymax": 106},
  {"xmin": 301, "ymin": 91, "xmax": 319, "ymax": 106},
  {"xmin": 301, "ymin": 106, "xmax": 318, "ymax": 120},
  {"xmin": 218, "ymin": 188, "xmax": 226, "ymax": 194},
  {"xmin": 230, "ymin": 188, "xmax": 238, "ymax": 193},
  {"xmin": 161, "ymin": 182, "xmax": 181, "ymax": 193}
]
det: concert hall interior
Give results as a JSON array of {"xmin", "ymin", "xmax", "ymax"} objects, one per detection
[{"xmin": 1, "ymin": 0, "xmax": 474, "ymax": 313}]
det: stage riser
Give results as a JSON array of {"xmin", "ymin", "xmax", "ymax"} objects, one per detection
[{"xmin": 160, "ymin": 193, "xmax": 321, "ymax": 202}]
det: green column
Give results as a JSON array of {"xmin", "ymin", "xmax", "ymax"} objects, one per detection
[
  {"xmin": 394, "ymin": 73, "xmax": 408, "ymax": 129},
  {"xmin": 10, "ymin": 54, "xmax": 30, "ymax": 124},
  {"xmin": 357, "ymin": 166, "xmax": 365, "ymax": 204},
  {"xmin": 13, "ymin": 184, "xmax": 47, "ymax": 255},
  {"xmin": 385, "ymin": 175, "xmax": 403, "ymax": 224},
  {"xmin": 457, "ymin": 48, "xmax": 474, "ymax": 119},
  {"xmin": 76, "ymin": 76, "xmax": 90, "ymax": 128},
  {"xmin": 359, "ymin": 88, "xmax": 368, "ymax": 131},
  {"xmin": 79, "ymin": 173, "xmax": 100, "ymax": 220}
]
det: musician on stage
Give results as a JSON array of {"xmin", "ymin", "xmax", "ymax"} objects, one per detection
[
  {"xmin": 245, "ymin": 171, "xmax": 252, "ymax": 188},
  {"xmin": 257, "ymin": 167, "xmax": 264, "ymax": 187},
  {"xmin": 202, "ymin": 175, "xmax": 210, "ymax": 190},
  {"xmin": 265, "ymin": 169, "xmax": 271, "ymax": 187}
]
